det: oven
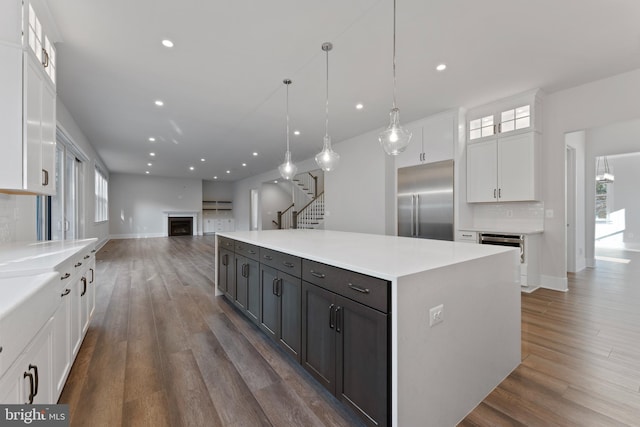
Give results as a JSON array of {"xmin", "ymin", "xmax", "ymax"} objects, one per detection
[{"xmin": 479, "ymin": 233, "xmax": 525, "ymax": 263}]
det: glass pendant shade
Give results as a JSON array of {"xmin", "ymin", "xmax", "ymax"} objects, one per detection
[
  {"xmin": 379, "ymin": 108, "xmax": 412, "ymax": 155},
  {"xmin": 278, "ymin": 150, "xmax": 297, "ymax": 180},
  {"xmin": 315, "ymin": 135, "xmax": 340, "ymax": 171}
]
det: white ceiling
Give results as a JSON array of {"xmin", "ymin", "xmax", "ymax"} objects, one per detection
[{"xmin": 43, "ymin": 0, "xmax": 640, "ymax": 181}]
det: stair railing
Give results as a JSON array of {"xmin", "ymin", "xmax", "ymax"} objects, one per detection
[
  {"xmin": 293, "ymin": 172, "xmax": 318, "ymax": 199},
  {"xmin": 277, "ymin": 203, "xmax": 295, "ymax": 229},
  {"xmin": 293, "ymin": 192, "xmax": 324, "ymax": 229}
]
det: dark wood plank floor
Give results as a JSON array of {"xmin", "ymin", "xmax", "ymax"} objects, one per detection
[{"xmin": 60, "ymin": 237, "xmax": 640, "ymax": 426}]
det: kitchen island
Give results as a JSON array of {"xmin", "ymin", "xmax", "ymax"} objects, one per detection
[{"xmin": 215, "ymin": 229, "xmax": 521, "ymax": 427}]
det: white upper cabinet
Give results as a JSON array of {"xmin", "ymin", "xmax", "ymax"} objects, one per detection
[
  {"xmin": 466, "ymin": 90, "xmax": 542, "ymax": 203},
  {"xmin": 0, "ymin": 0, "xmax": 56, "ymax": 195},
  {"xmin": 395, "ymin": 110, "xmax": 457, "ymax": 169}
]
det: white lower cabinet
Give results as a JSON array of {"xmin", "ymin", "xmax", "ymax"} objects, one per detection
[
  {"xmin": 0, "ymin": 317, "xmax": 53, "ymax": 404},
  {"xmin": 52, "ymin": 287, "xmax": 71, "ymax": 399}
]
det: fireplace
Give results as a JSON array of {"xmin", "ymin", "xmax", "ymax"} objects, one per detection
[{"xmin": 168, "ymin": 217, "xmax": 193, "ymax": 236}]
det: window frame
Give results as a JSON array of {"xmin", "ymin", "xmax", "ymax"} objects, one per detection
[{"xmin": 94, "ymin": 167, "xmax": 109, "ymax": 223}]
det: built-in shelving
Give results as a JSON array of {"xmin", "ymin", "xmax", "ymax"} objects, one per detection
[{"xmin": 202, "ymin": 200, "xmax": 233, "ymax": 211}]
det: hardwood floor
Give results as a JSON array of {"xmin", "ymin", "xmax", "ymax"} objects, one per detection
[{"xmin": 60, "ymin": 238, "xmax": 640, "ymax": 426}]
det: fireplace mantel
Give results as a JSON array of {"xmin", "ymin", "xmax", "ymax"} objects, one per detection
[{"xmin": 162, "ymin": 211, "xmax": 199, "ymax": 236}]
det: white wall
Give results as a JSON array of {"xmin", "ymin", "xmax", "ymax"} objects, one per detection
[
  {"xmin": 202, "ymin": 180, "xmax": 234, "ymax": 201},
  {"xmin": 109, "ymin": 173, "xmax": 203, "ymax": 238},
  {"xmin": 565, "ymin": 131, "xmax": 586, "ymax": 272},
  {"xmin": 542, "ymin": 68, "xmax": 640, "ymax": 290},
  {"xmin": 260, "ymin": 182, "xmax": 293, "ymax": 229}
]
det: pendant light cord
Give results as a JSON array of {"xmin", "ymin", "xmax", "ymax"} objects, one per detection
[
  {"xmin": 325, "ymin": 47, "xmax": 330, "ymax": 138},
  {"xmin": 285, "ymin": 80, "xmax": 291, "ymax": 152},
  {"xmin": 392, "ymin": 0, "xmax": 398, "ymax": 109}
]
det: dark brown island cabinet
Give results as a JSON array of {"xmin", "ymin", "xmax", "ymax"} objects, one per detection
[{"xmin": 216, "ymin": 236, "xmax": 389, "ymax": 427}]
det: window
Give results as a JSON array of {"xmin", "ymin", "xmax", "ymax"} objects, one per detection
[
  {"xmin": 500, "ymin": 105, "xmax": 530, "ymax": 133},
  {"xmin": 469, "ymin": 115, "xmax": 495, "ymax": 140},
  {"xmin": 95, "ymin": 168, "xmax": 108, "ymax": 222}
]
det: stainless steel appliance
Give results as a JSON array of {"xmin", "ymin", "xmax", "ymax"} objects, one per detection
[
  {"xmin": 397, "ymin": 160, "xmax": 454, "ymax": 241},
  {"xmin": 479, "ymin": 233, "xmax": 525, "ymax": 263}
]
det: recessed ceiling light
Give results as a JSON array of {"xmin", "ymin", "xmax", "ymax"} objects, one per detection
[
  {"xmin": 436, "ymin": 63, "xmax": 447, "ymax": 71},
  {"xmin": 252, "ymin": 152, "xmax": 258, "ymax": 156},
  {"xmin": 145, "ymin": 171, "xmax": 150, "ymax": 174},
  {"xmin": 189, "ymin": 166, "xmax": 195, "ymax": 171},
  {"xmin": 161, "ymin": 39, "xmax": 174, "ymax": 48},
  {"xmin": 147, "ymin": 163, "xmax": 152, "ymax": 166},
  {"xmin": 356, "ymin": 103, "xmax": 364, "ymax": 110},
  {"xmin": 200, "ymin": 158, "xmax": 206, "ymax": 162},
  {"xmin": 274, "ymin": 180, "xmax": 278, "ymax": 183},
  {"xmin": 148, "ymin": 137, "xmax": 156, "ymax": 142},
  {"xmin": 154, "ymin": 100, "xmax": 164, "ymax": 106},
  {"xmin": 213, "ymin": 176, "xmax": 218, "ymax": 180},
  {"xmin": 293, "ymin": 130, "xmax": 300, "ymax": 136},
  {"xmin": 149, "ymin": 152, "xmax": 155, "ymax": 156},
  {"xmin": 242, "ymin": 163, "xmax": 247, "ymax": 167},
  {"xmin": 226, "ymin": 170, "xmax": 230, "ymax": 174}
]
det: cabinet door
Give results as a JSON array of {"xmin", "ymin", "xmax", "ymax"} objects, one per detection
[
  {"xmin": 52, "ymin": 291, "xmax": 71, "ymax": 400},
  {"xmin": 87, "ymin": 261, "xmax": 96, "ymax": 320},
  {"xmin": 278, "ymin": 270, "xmax": 301, "ymax": 362},
  {"xmin": 423, "ymin": 113, "xmax": 454, "ymax": 163},
  {"xmin": 394, "ymin": 123, "xmax": 424, "ymax": 169},
  {"xmin": 217, "ymin": 248, "xmax": 234, "ymax": 295},
  {"xmin": 259, "ymin": 265, "xmax": 279, "ymax": 340},
  {"xmin": 336, "ymin": 296, "xmax": 389, "ymax": 427},
  {"xmin": 245, "ymin": 258, "xmax": 260, "ymax": 324},
  {"xmin": 234, "ymin": 255, "xmax": 248, "ymax": 309},
  {"xmin": 498, "ymin": 132, "xmax": 538, "ymax": 201},
  {"xmin": 40, "ymin": 81, "xmax": 56, "ymax": 195},
  {"xmin": 467, "ymin": 139, "xmax": 498, "ymax": 203},
  {"xmin": 70, "ymin": 277, "xmax": 83, "ymax": 357},
  {"xmin": 301, "ymin": 282, "xmax": 336, "ymax": 394},
  {"xmin": 79, "ymin": 275, "xmax": 90, "ymax": 336},
  {"xmin": 24, "ymin": 55, "xmax": 44, "ymax": 192},
  {"xmin": 24, "ymin": 319, "xmax": 53, "ymax": 404}
]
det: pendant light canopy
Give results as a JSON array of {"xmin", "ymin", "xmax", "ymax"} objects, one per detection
[
  {"xmin": 378, "ymin": 0, "xmax": 412, "ymax": 155},
  {"xmin": 315, "ymin": 42, "xmax": 340, "ymax": 172},
  {"xmin": 278, "ymin": 79, "xmax": 298, "ymax": 180}
]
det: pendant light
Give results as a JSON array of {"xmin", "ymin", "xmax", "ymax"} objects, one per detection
[
  {"xmin": 315, "ymin": 42, "xmax": 340, "ymax": 171},
  {"xmin": 595, "ymin": 156, "xmax": 615, "ymax": 183},
  {"xmin": 278, "ymin": 79, "xmax": 298, "ymax": 180},
  {"xmin": 378, "ymin": 0, "xmax": 412, "ymax": 155}
]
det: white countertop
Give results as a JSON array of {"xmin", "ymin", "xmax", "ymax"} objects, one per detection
[
  {"xmin": 0, "ymin": 238, "xmax": 97, "ymax": 278},
  {"xmin": 458, "ymin": 227, "xmax": 544, "ymax": 235},
  {"xmin": 0, "ymin": 271, "xmax": 59, "ymax": 321},
  {"xmin": 218, "ymin": 229, "xmax": 516, "ymax": 281}
]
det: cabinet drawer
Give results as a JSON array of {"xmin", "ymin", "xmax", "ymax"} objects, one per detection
[
  {"xmin": 302, "ymin": 260, "xmax": 389, "ymax": 313},
  {"xmin": 234, "ymin": 241, "xmax": 260, "ymax": 261},
  {"xmin": 217, "ymin": 236, "xmax": 235, "ymax": 251},
  {"xmin": 456, "ymin": 230, "xmax": 478, "ymax": 242},
  {"xmin": 260, "ymin": 247, "xmax": 301, "ymax": 278}
]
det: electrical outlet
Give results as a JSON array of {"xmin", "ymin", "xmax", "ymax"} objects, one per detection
[{"xmin": 429, "ymin": 304, "xmax": 444, "ymax": 327}]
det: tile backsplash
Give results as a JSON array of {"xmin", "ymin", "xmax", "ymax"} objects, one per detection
[
  {"xmin": 0, "ymin": 194, "xmax": 18, "ymax": 243},
  {"xmin": 472, "ymin": 201, "xmax": 544, "ymax": 230}
]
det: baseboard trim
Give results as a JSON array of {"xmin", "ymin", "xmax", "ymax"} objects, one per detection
[
  {"xmin": 109, "ymin": 233, "xmax": 165, "ymax": 239},
  {"xmin": 540, "ymin": 275, "xmax": 569, "ymax": 292}
]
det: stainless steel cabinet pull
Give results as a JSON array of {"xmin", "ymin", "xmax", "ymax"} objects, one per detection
[
  {"xmin": 348, "ymin": 283, "xmax": 370, "ymax": 294},
  {"xmin": 42, "ymin": 169, "xmax": 49, "ymax": 186},
  {"xmin": 272, "ymin": 277, "xmax": 278, "ymax": 295},
  {"xmin": 60, "ymin": 272, "xmax": 70, "ymax": 280},
  {"xmin": 494, "ymin": 189, "xmax": 497, "ymax": 199},
  {"xmin": 81, "ymin": 277, "xmax": 87, "ymax": 296},
  {"xmin": 90, "ymin": 268, "xmax": 95, "ymax": 284},
  {"xmin": 329, "ymin": 304, "xmax": 335, "ymax": 329},
  {"xmin": 242, "ymin": 263, "xmax": 249, "ymax": 278},
  {"xmin": 310, "ymin": 271, "xmax": 325, "ymax": 279},
  {"xmin": 61, "ymin": 288, "xmax": 71, "ymax": 297},
  {"xmin": 84, "ymin": 255, "xmax": 90, "ymax": 259},
  {"xmin": 74, "ymin": 262, "xmax": 82, "ymax": 268},
  {"xmin": 498, "ymin": 188, "xmax": 502, "ymax": 198},
  {"xmin": 335, "ymin": 307, "xmax": 342, "ymax": 333},
  {"xmin": 263, "ymin": 255, "xmax": 273, "ymax": 261},
  {"xmin": 282, "ymin": 261, "xmax": 295, "ymax": 268}
]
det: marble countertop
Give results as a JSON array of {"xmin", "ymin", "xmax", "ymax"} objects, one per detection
[
  {"xmin": 217, "ymin": 229, "xmax": 516, "ymax": 281},
  {"xmin": 0, "ymin": 238, "xmax": 97, "ymax": 278}
]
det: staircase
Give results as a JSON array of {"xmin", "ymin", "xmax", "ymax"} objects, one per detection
[{"xmin": 275, "ymin": 172, "xmax": 325, "ymax": 230}]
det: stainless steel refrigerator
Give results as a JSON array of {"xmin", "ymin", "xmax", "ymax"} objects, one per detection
[{"xmin": 397, "ymin": 159, "xmax": 454, "ymax": 241}]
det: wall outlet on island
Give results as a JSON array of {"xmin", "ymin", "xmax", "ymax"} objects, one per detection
[{"xmin": 429, "ymin": 304, "xmax": 444, "ymax": 327}]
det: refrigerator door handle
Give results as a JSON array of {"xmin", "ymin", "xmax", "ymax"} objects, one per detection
[
  {"xmin": 410, "ymin": 194, "xmax": 415, "ymax": 236},
  {"xmin": 415, "ymin": 194, "xmax": 420, "ymax": 236}
]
